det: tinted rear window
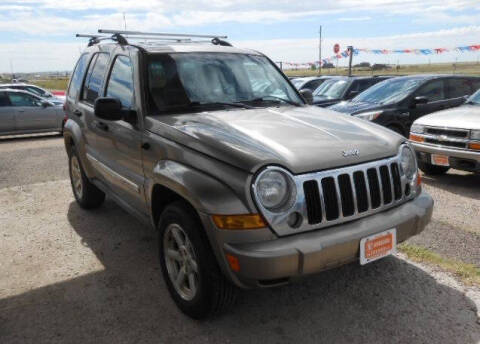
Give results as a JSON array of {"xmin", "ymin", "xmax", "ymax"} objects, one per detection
[
  {"xmin": 446, "ymin": 78, "xmax": 474, "ymax": 98},
  {"xmin": 83, "ymin": 53, "xmax": 109, "ymax": 104},
  {"xmin": 68, "ymin": 54, "xmax": 89, "ymax": 101},
  {"xmin": 0, "ymin": 92, "xmax": 10, "ymax": 106}
]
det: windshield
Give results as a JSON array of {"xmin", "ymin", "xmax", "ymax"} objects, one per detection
[
  {"xmin": 352, "ymin": 78, "xmax": 424, "ymax": 105},
  {"xmin": 291, "ymin": 79, "xmax": 304, "ymax": 88},
  {"xmin": 147, "ymin": 53, "xmax": 302, "ymax": 114},
  {"xmin": 467, "ymin": 89, "xmax": 480, "ymax": 105},
  {"xmin": 313, "ymin": 79, "xmax": 347, "ymax": 99},
  {"xmin": 25, "ymin": 86, "xmax": 49, "ymax": 97}
]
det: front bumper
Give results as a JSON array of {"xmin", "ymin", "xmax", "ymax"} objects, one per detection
[
  {"xmin": 411, "ymin": 142, "xmax": 480, "ymax": 172},
  {"xmin": 219, "ymin": 192, "xmax": 433, "ymax": 288}
]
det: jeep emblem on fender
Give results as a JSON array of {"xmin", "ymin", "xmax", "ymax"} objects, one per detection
[{"xmin": 342, "ymin": 149, "xmax": 360, "ymax": 157}]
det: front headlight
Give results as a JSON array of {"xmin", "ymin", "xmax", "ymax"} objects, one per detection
[
  {"xmin": 410, "ymin": 124, "xmax": 425, "ymax": 134},
  {"xmin": 399, "ymin": 145, "xmax": 417, "ymax": 180},
  {"xmin": 470, "ymin": 130, "xmax": 480, "ymax": 140},
  {"xmin": 354, "ymin": 111, "xmax": 383, "ymax": 121},
  {"xmin": 254, "ymin": 169, "xmax": 296, "ymax": 212}
]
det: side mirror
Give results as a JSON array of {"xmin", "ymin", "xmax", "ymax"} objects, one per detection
[
  {"xmin": 413, "ymin": 96, "xmax": 429, "ymax": 106},
  {"xmin": 94, "ymin": 97, "xmax": 123, "ymax": 121},
  {"xmin": 299, "ymin": 89, "xmax": 313, "ymax": 105},
  {"xmin": 41, "ymin": 101, "xmax": 51, "ymax": 108}
]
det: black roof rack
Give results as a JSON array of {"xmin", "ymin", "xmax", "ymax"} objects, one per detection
[{"xmin": 75, "ymin": 29, "xmax": 232, "ymax": 47}]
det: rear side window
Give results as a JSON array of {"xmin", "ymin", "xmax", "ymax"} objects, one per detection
[
  {"xmin": 416, "ymin": 80, "xmax": 445, "ymax": 102},
  {"xmin": 472, "ymin": 80, "xmax": 480, "ymax": 93},
  {"xmin": 68, "ymin": 54, "xmax": 89, "ymax": 101},
  {"xmin": 446, "ymin": 79, "xmax": 473, "ymax": 98},
  {"xmin": 8, "ymin": 93, "xmax": 40, "ymax": 107},
  {"xmin": 82, "ymin": 53, "xmax": 109, "ymax": 104},
  {"xmin": 304, "ymin": 79, "xmax": 322, "ymax": 91},
  {"xmin": 0, "ymin": 92, "xmax": 10, "ymax": 106},
  {"xmin": 106, "ymin": 55, "xmax": 134, "ymax": 108}
]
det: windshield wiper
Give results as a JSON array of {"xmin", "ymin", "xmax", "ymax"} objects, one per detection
[
  {"xmin": 189, "ymin": 101, "xmax": 252, "ymax": 109},
  {"xmin": 245, "ymin": 96, "xmax": 301, "ymax": 107}
]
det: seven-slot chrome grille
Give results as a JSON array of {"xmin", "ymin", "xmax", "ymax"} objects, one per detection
[
  {"xmin": 253, "ymin": 148, "xmax": 418, "ymax": 237},
  {"xmin": 303, "ymin": 162, "xmax": 406, "ymax": 225}
]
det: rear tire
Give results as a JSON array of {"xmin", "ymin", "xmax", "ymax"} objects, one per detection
[
  {"xmin": 418, "ymin": 161, "xmax": 449, "ymax": 175},
  {"xmin": 69, "ymin": 148, "xmax": 105, "ymax": 209},
  {"xmin": 158, "ymin": 201, "xmax": 238, "ymax": 319}
]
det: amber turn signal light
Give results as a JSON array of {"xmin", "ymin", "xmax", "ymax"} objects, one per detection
[
  {"xmin": 468, "ymin": 142, "xmax": 480, "ymax": 151},
  {"xmin": 212, "ymin": 214, "xmax": 267, "ymax": 230},
  {"xmin": 416, "ymin": 171, "xmax": 422, "ymax": 186},
  {"xmin": 226, "ymin": 254, "xmax": 240, "ymax": 272},
  {"xmin": 409, "ymin": 134, "xmax": 424, "ymax": 143}
]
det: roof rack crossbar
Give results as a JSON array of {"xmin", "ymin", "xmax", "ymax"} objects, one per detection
[{"xmin": 98, "ymin": 29, "xmax": 227, "ymax": 39}]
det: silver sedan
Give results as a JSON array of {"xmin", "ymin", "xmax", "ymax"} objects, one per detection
[{"xmin": 0, "ymin": 89, "xmax": 65, "ymax": 136}]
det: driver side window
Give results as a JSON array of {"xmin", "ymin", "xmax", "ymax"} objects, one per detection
[
  {"xmin": 8, "ymin": 93, "xmax": 40, "ymax": 107},
  {"xmin": 415, "ymin": 80, "xmax": 445, "ymax": 102}
]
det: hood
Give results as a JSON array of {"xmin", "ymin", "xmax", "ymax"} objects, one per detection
[
  {"xmin": 329, "ymin": 101, "xmax": 385, "ymax": 115},
  {"xmin": 415, "ymin": 105, "xmax": 480, "ymax": 130},
  {"xmin": 146, "ymin": 106, "xmax": 404, "ymax": 174},
  {"xmin": 312, "ymin": 96, "xmax": 341, "ymax": 107}
]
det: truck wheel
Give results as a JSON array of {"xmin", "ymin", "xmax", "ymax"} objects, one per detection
[
  {"xmin": 158, "ymin": 201, "xmax": 238, "ymax": 319},
  {"xmin": 69, "ymin": 149, "xmax": 105, "ymax": 209},
  {"xmin": 418, "ymin": 161, "xmax": 449, "ymax": 175}
]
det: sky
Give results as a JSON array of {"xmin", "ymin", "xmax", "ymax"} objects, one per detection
[{"xmin": 0, "ymin": 0, "xmax": 480, "ymax": 73}]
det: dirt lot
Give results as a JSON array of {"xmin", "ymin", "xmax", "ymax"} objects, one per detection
[{"xmin": 0, "ymin": 135, "xmax": 479, "ymax": 344}]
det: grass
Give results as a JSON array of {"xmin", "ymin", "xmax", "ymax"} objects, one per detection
[
  {"xmin": 284, "ymin": 61, "xmax": 480, "ymax": 77},
  {"xmin": 399, "ymin": 243, "xmax": 480, "ymax": 286},
  {"xmin": 31, "ymin": 78, "xmax": 69, "ymax": 91}
]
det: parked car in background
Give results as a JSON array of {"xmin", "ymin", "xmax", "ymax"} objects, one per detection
[
  {"xmin": 0, "ymin": 89, "xmax": 64, "ymax": 136},
  {"xmin": 409, "ymin": 89, "xmax": 480, "ymax": 174},
  {"xmin": 312, "ymin": 76, "xmax": 391, "ymax": 107},
  {"xmin": 291, "ymin": 76, "xmax": 331, "ymax": 91},
  {"xmin": 329, "ymin": 75, "xmax": 480, "ymax": 136},
  {"xmin": 64, "ymin": 30, "xmax": 432, "ymax": 319},
  {"xmin": 0, "ymin": 83, "xmax": 64, "ymax": 106}
]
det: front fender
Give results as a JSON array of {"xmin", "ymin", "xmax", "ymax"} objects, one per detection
[{"xmin": 147, "ymin": 160, "xmax": 251, "ymax": 216}]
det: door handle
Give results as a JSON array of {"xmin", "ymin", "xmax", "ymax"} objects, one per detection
[
  {"xmin": 96, "ymin": 121, "xmax": 109, "ymax": 131},
  {"xmin": 72, "ymin": 110, "xmax": 82, "ymax": 117}
]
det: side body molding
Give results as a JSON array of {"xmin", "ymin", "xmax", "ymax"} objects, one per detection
[{"xmin": 150, "ymin": 160, "xmax": 251, "ymax": 216}]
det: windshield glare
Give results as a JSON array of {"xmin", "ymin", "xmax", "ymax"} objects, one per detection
[
  {"xmin": 353, "ymin": 78, "xmax": 423, "ymax": 105},
  {"xmin": 467, "ymin": 89, "xmax": 480, "ymax": 105},
  {"xmin": 147, "ymin": 53, "xmax": 302, "ymax": 114},
  {"xmin": 313, "ymin": 79, "xmax": 347, "ymax": 98}
]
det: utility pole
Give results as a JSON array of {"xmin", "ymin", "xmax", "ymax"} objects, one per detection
[
  {"xmin": 9, "ymin": 58, "xmax": 14, "ymax": 81},
  {"xmin": 123, "ymin": 12, "xmax": 127, "ymax": 30},
  {"xmin": 318, "ymin": 25, "xmax": 322, "ymax": 75},
  {"xmin": 347, "ymin": 46, "xmax": 353, "ymax": 77}
]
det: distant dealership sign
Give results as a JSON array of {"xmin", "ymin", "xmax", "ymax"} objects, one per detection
[{"xmin": 333, "ymin": 43, "xmax": 340, "ymax": 54}]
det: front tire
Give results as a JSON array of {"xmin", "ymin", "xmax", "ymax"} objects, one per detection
[
  {"xmin": 69, "ymin": 148, "xmax": 105, "ymax": 209},
  {"xmin": 158, "ymin": 201, "xmax": 238, "ymax": 319},
  {"xmin": 418, "ymin": 161, "xmax": 449, "ymax": 175}
]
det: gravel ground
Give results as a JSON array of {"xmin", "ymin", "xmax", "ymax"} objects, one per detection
[
  {"xmin": 0, "ymin": 136, "xmax": 479, "ymax": 344},
  {"xmin": 408, "ymin": 171, "xmax": 480, "ymax": 266},
  {"xmin": 0, "ymin": 135, "xmax": 68, "ymax": 189}
]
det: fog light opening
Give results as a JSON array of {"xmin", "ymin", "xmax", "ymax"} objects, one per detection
[{"xmin": 287, "ymin": 212, "xmax": 302, "ymax": 228}]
